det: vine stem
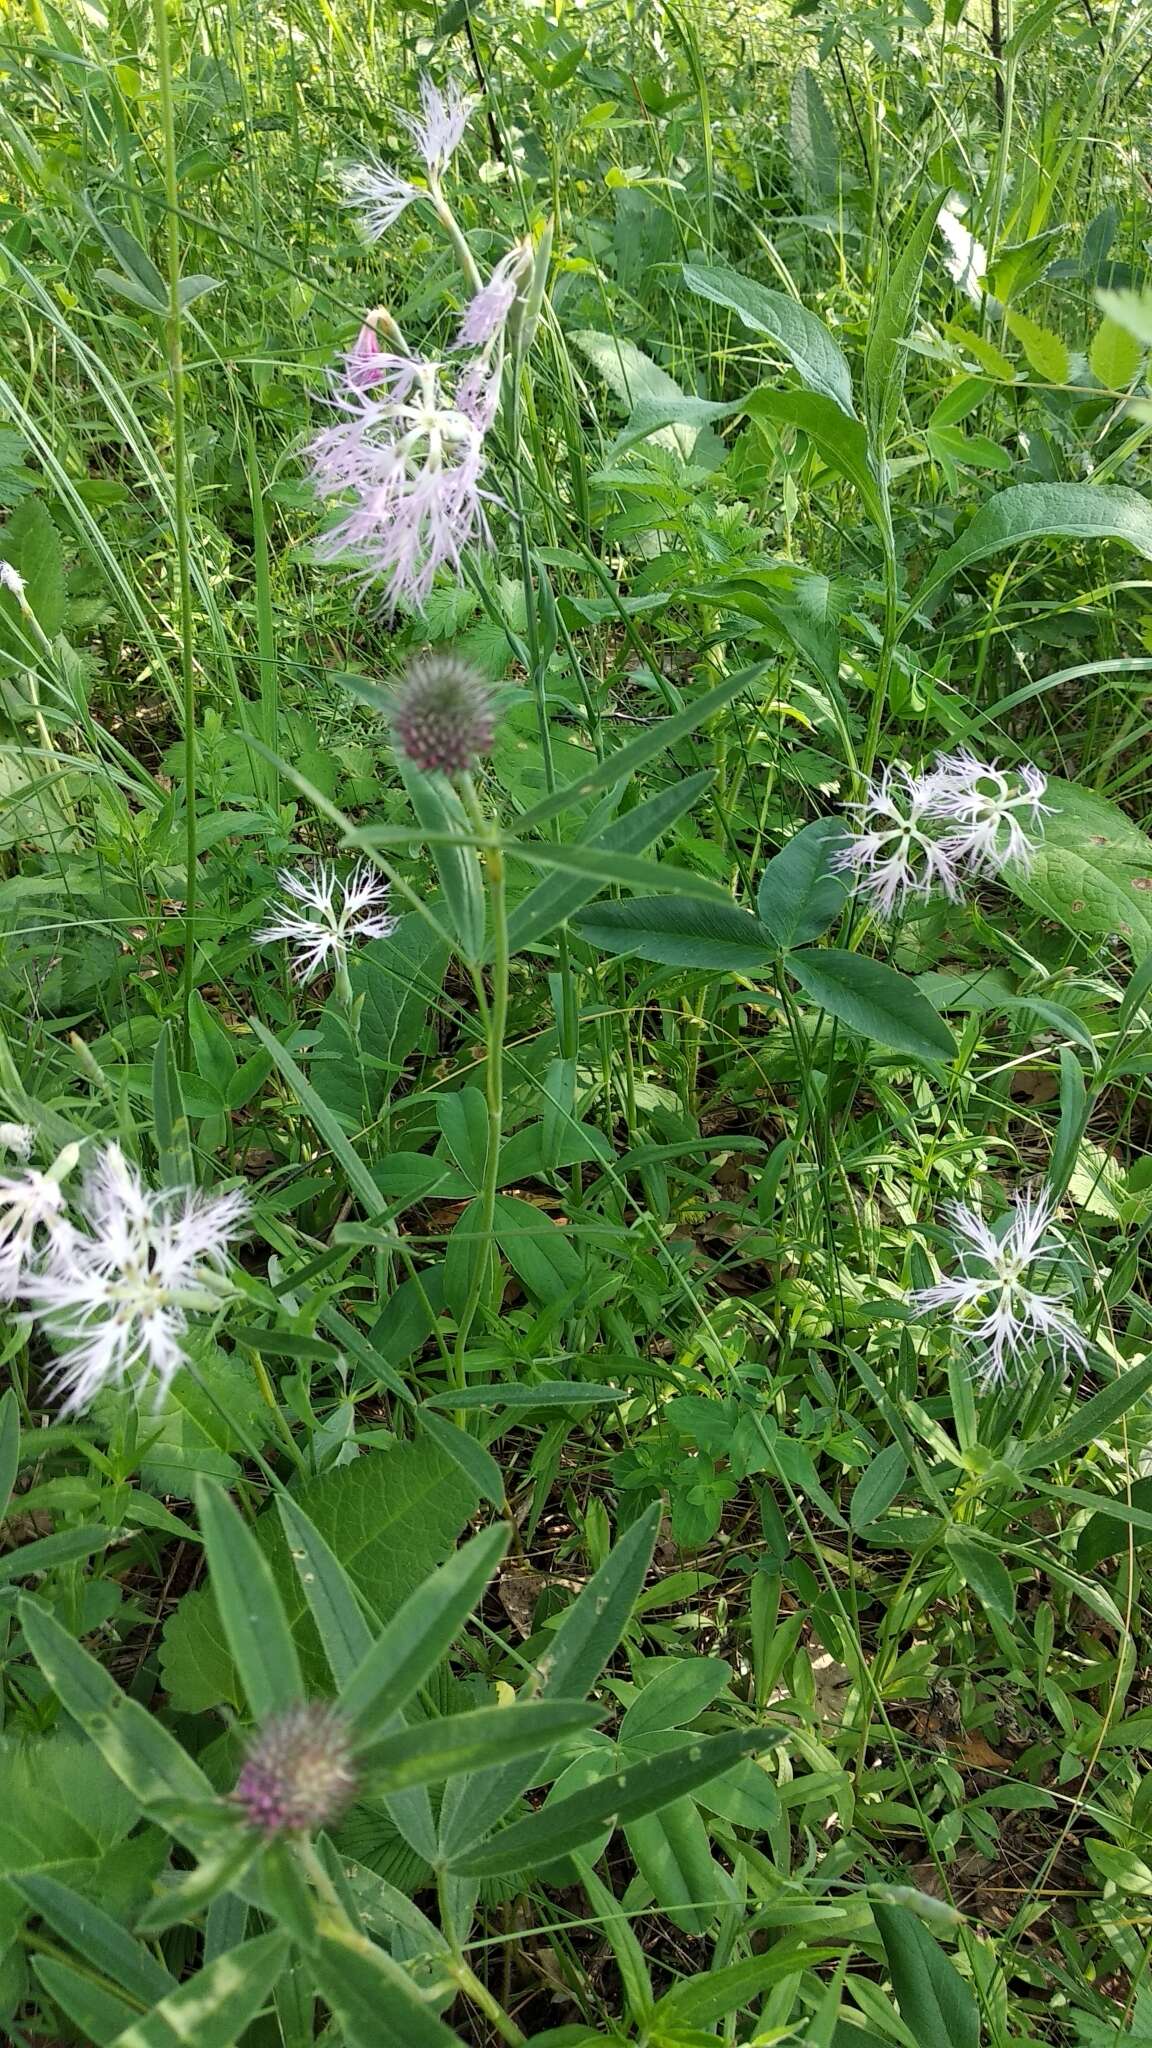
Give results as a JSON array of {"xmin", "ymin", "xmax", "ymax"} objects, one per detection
[
  {"xmin": 152, "ymin": 0, "xmax": 197, "ymax": 1060},
  {"xmin": 453, "ymin": 773, "xmax": 509, "ymax": 1381}
]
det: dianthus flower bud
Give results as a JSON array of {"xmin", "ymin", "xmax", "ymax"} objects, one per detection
[
  {"xmin": 391, "ymin": 653, "xmax": 497, "ymax": 776},
  {"xmin": 232, "ymin": 1702, "xmax": 358, "ymax": 1837}
]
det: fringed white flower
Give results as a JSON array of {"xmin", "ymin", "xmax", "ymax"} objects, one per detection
[
  {"xmin": 22, "ymin": 1145, "xmax": 247, "ymax": 1414},
  {"xmin": 255, "ymin": 862, "xmax": 397, "ymax": 984},
  {"xmin": 913, "ymin": 1189, "xmax": 1086, "ymax": 1388},
  {"xmin": 930, "ymin": 750, "xmax": 1050, "ymax": 874},
  {"xmin": 835, "ymin": 764, "xmax": 964, "ymax": 919},
  {"xmin": 0, "ymin": 1168, "xmax": 68, "ymax": 1300}
]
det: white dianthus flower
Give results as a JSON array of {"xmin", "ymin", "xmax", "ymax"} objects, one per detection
[
  {"xmin": 255, "ymin": 861, "xmax": 397, "ymax": 983},
  {"xmin": 835, "ymin": 764, "xmax": 963, "ymax": 920},
  {"xmin": 913, "ymin": 1189, "xmax": 1085, "ymax": 1388},
  {"xmin": 0, "ymin": 1168, "xmax": 67, "ymax": 1300},
  {"xmin": 23, "ymin": 1144, "xmax": 247, "ymax": 1414},
  {"xmin": 0, "ymin": 1123, "xmax": 36, "ymax": 1161},
  {"xmin": 930, "ymin": 750, "xmax": 1050, "ymax": 874}
]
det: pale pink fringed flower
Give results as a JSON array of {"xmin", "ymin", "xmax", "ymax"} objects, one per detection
[
  {"xmin": 455, "ymin": 242, "xmax": 532, "ymax": 351},
  {"xmin": 341, "ymin": 159, "xmax": 420, "ymax": 240},
  {"xmin": 308, "ymin": 353, "xmax": 497, "ymax": 612}
]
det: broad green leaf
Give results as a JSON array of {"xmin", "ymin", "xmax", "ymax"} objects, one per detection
[
  {"xmin": 624, "ymin": 1796, "xmax": 726, "ymax": 1934},
  {"xmin": 338, "ymin": 1524, "xmax": 508, "ymax": 1739},
  {"xmin": 788, "ymin": 949, "xmax": 956, "ymax": 1061},
  {"xmin": 864, "ymin": 201, "xmax": 939, "ymax": 447},
  {"xmin": 918, "ymin": 482, "xmax": 1152, "ymax": 611},
  {"xmin": 619, "ymin": 1658, "xmax": 731, "ymax": 1742},
  {"xmin": 789, "ymin": 65, "xmax": 841, "ymax": 201},
  {"xmin": 276, "ymin": 1493, "xmax": 374, "ymax": 1687},
  {"xmin": 314, "ymin": 912, "xmax": 450, "ymax": 1124},
  {"xmin": 872, "ymin": 1904, "xmax": 978, "ymax": 2048},
  {"xmin": 945, "ymin": 1531, "xmax": 1016, "ymax": 1621},
  {"xmin": 446, "ymin": 1726, "xmax": 769, "ymax": 1875},
  {"xmin": 682, "ymin": 263, "xmax": 855, "ymax": 414},
  {"xmin": 849, "ymin": 1445, "xmax": 909, "ymax": 1533},
  {"xmin": 492, "ymin": 1193, "xmax": 585, "ymax": 1298},
  {"xmin": 0, "ymin": 496, "xmax": 65, "ymax": 639},
  {"xmin": 574, "ymin": 895, "xmax": 772, "ymax": 972},
  {"xmin": 160, "ymin": 1439, "xmax": 479, "ymax": 1712},
  {"xmin": 107, "ymin": 1932, "xmax": 290, "ymax": 2048},
  {"xmin": 16, "ymin": 1874, "xmax": 175, "ymax": 2004},
  {"xmin": 1005, "ymin": 775, "xmax": 1152, "ymax": 951},
  {"xmin": 195, "ymin": 1479, "xmax": 303, "ymax": 1721},
  {"xmin": 18, "ymin": 1599, "xmax": 215, "ymax": 1827},
  {"xmin": 1096, "ymin": 286, "xmax": 1152, "ymax": 348},
  {"xmin": 363, "ymin": 1699, "xmax": 600, "ymax": 1789},
  {"xmin": 756, "ymin": 819, "xmax": 849, "ymax": 949},
  {"xmin": 570, "ymin": 331, "xmax": 699, "ymax": 459},
  {"xmin": 744, "ymin": 388, "xmax": 884, "ymax": 528},
  {"xmin": 1090, "ymin": 315, "xmax": 1144, "ymax": 389},
  {"xmin": 1004, "ymin": 307, "xmax": 1070, "ymax": 383},
  {"xmin": 311, "ymin": 1932, "xmax": 467, "ymax": 2048},
  {"xmin": 505, "ymin": 771, "xmax": 713, "ymax": 955}
]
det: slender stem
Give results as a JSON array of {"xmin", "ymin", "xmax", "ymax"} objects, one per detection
[
  {"xmin": 431, "ymin": 184, "xmax": 484, "ymax": 295},
  {"xmin": 152, "ymin": 0, "xmax": 197, "ymax": 1059},
  {"xmin": 453, "ymin": 774, "xmax": 508, "ymax": 1378},
  {"xmin": 451, "ymin": 1958, "xmax": 526, "ymax": 2047},
  {"xmin": 858, "ymin": 474, "xmax": 899, "ymax": 788}
]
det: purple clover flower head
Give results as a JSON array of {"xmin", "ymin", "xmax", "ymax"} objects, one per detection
[
  {"xmin": 308, "ymin": 353, "xmax": 494, "ymax": 614},
  {"xmin": 402, "ymin": 75, "xmax": 477, "ymax": 177},
  {"xmin": 392, "ymin": 653, "xmax": 498, "ymax": 776},
  {"xmin": 455, "ymin": 242, "xmax": 532, "ymax": 351},
  {"xmin": 232, "ymin": 1703, "xmax": 357, "ymax": 1837},
  {"xmin": 341, "ymin": 160, "xmax": 420, "ymax": 241}
]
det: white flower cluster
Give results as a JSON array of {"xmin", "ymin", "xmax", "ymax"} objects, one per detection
[
  {"xmin": 2, "ymin": 1142, "xmax": 246, "ymax": 1414},
  {"xmin": 837, "ymin": 749, "xmax": 1050, "ymax": 919}
]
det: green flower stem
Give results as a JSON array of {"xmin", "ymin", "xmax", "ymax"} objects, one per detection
[
  {"xmin": 454, "ymin": 773, "xmax": 509, "ymax": 1379},
  {"xmin": 431, "ymin": 184, "xmax": 484, "ymax": 296},
  {"xmin": 151, "ymin": 0, "xmax": 197, "ymax": 1060}
]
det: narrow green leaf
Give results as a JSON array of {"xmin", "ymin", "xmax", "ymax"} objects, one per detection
[
  {"xmin": 17, "ymin": 1874, "xmax": 175, "ymax": 2004},
  {"xmin": 195, "ymin": 1479, "xmax": 303, "ymax": 1721},
  {"xmin": 652, "ymin": 1946, "xmax": 837, "ymax": 2030},
  {"xmin": 436, "ymin": 1503, "xmax": 660, "ymax": 1859},
  {"xmin": 0, "ymin": 1524, "xmax": 115, "ymax": 1582},
  {"xmin": 788, "ymin": 948, "xmax": 956, "ymax": 1061},
  {"xmin": 850, "ymin": 1445, "xmax": 909, "ymax": 1533},
  {"xmin": 0, "ymin": 1384, "xmax": 20, "ymax": 1522},
  {"xmin": 339, "ymin": 1525, "xmax": 509, "ymax": 1739},
  {"xmin": 18, "ymin": 1597, "xmax": 214, "ymax": 1824},
  {"xmin": 446, "ymin": 1726, "xmax": 770, "ymax": 1875},
  {"xmin": 864, "ymin": 200, "xmax": 939, "ymax": 447},
  {"xmin": 397, "ymin": 755, "xmax": 485, "ymax": 963},
  {"xmin": 418, "ymin": 1411, "xmax": 505, "ymax": 1509},
  {"xmin": 1019, "ymin": 1351, "xmax": 1152, "ymax": 1470},
  {"xmin": 364, "ymin": 1699, "xmax": 598, "ymax": 1790},
  {"xmin": 247, "ymin": 1015, "xmax": 385, "ymax": 1217},
  {"xmin": 311, "ymin": 1932, "xmax": 467, "ymax": 2048},
  {"xmin": 276, "ymin": 1493, "xmax": 373, "ymax": 1687},
  {"xmin": 107, "ymin": 1932, "xmax": 290, "ymax": 2048},
  {"xmin": 32, "ymin": 1957, "xmax": 137, "ymax": 2047}
]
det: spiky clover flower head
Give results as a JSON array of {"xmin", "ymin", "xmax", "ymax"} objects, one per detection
[
  {"xmin": 232, "ymin": 1702, "xmax": 358, "ymax": 1837},
  {"xmin": 391, "ymin": 653, "xmax": 498, "ymax": 776}
]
